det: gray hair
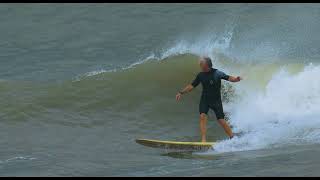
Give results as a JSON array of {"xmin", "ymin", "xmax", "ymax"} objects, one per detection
[{"xmin": 201, "ymin": 57, "xmax": 212, "ymax": 68}]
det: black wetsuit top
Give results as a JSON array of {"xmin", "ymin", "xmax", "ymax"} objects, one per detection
[{"xmin": 191, "ymin": 68, "xmax": 230, "ymax": 118}]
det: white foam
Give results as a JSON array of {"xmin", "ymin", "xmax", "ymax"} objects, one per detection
[
  {"xmin": 214, "ymin": 64, "xmax": 320, "ymax": 152},
  {"xmin": 5, "ymin": 156, "xmax": 36, "ymax": 163},
  {"xmin": 74, "ymin": 53, "xmax": 158, "ymax": 82},
  {"xmin": 84, "ymin": 69, "xmax": 108, "ymax": 77}
]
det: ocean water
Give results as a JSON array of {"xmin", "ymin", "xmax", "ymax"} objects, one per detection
[{"xmin": 1, "ymin": 3, "xmax": 320, "ymax": 176}]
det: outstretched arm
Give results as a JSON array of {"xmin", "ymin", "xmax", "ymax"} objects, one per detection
[
  {"xmin": 228, "ymin": 76, "xmax": 242, "ymax": 82},
  {"xmin": 219, "ymin": 70, "xmax": 242, "ymax": 83},
  {"xmin": 176, "ymin": 73, "xmax": 200, "ymax": 101},
  {"xmin": 176, "ymin": 84, "xmax": 194, "ymax": 101}
]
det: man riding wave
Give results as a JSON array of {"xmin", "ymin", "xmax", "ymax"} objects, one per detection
[{"xmin": 176, "ymin": 57, "xmax": 241, "ymax": 142}]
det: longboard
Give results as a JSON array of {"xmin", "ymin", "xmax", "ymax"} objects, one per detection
[{"xmin": 136, "ymin": 139, "xmax": 215, "ymax": 152}]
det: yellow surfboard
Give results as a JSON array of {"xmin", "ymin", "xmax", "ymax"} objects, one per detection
[{"xmin": 136, "ymin": 139, "xmax": 215, "ymax": 152}]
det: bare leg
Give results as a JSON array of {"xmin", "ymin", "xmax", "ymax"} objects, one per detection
[
  {"xmin": 218, "ymin": 119, "xmax": 234, "ymax": 138},
  {"xmin": 200, "ymin": 113, "xmax": 207, "ymax": 142}
]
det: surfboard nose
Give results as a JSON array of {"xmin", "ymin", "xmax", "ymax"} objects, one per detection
[{"xmin": 136, "ymin": 139, "xmax": 215, "ymax": 152}]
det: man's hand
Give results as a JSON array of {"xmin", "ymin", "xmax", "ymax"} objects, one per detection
[
  {"xmin": 176, "ymin": 84, "xmax": 194, "ymax": 101},
  {"xmin": 229, "ymin": 76, "xmax": 242, "ymax": 82},
  {"xmin": 176, "ymin": 92, "xmax": 182, "ymax": 101}
]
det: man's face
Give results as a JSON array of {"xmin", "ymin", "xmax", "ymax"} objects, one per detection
[{"xmin": 199, "ymin": 58, "xmax": 210, "ymax": 72}]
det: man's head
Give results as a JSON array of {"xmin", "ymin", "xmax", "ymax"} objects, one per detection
[{"xmin": 199, "ymin": 57, "xmax": 212, "ymax": 72}]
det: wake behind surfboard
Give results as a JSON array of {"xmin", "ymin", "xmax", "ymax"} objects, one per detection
[{"xmin": 136, "ymin": 139, "xmax": 215, "ymax": 152}]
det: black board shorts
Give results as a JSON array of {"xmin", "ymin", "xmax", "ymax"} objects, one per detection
[{"xmin": 199, "ymin": 98, "xmax": 225, "ymax": 119}]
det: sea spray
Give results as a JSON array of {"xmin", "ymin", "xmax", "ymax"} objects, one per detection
[{"xmin": 214, "ymin": 64, "xmax": 320, "ymax": 152}]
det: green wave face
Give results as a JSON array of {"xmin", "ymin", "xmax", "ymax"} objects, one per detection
[{"xmin": 1, "ymin": 54, "xmax": 306, "ymax": 126}]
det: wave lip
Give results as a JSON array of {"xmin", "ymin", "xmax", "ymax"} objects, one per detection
[{"xmin": 76, "ymin": 25, "xmax": 235, "ymax": 81}]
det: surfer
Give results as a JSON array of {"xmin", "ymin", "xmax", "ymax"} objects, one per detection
[{"xmin": 176, "ymin": 57, "xmax": 242, "ymax": 142}]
